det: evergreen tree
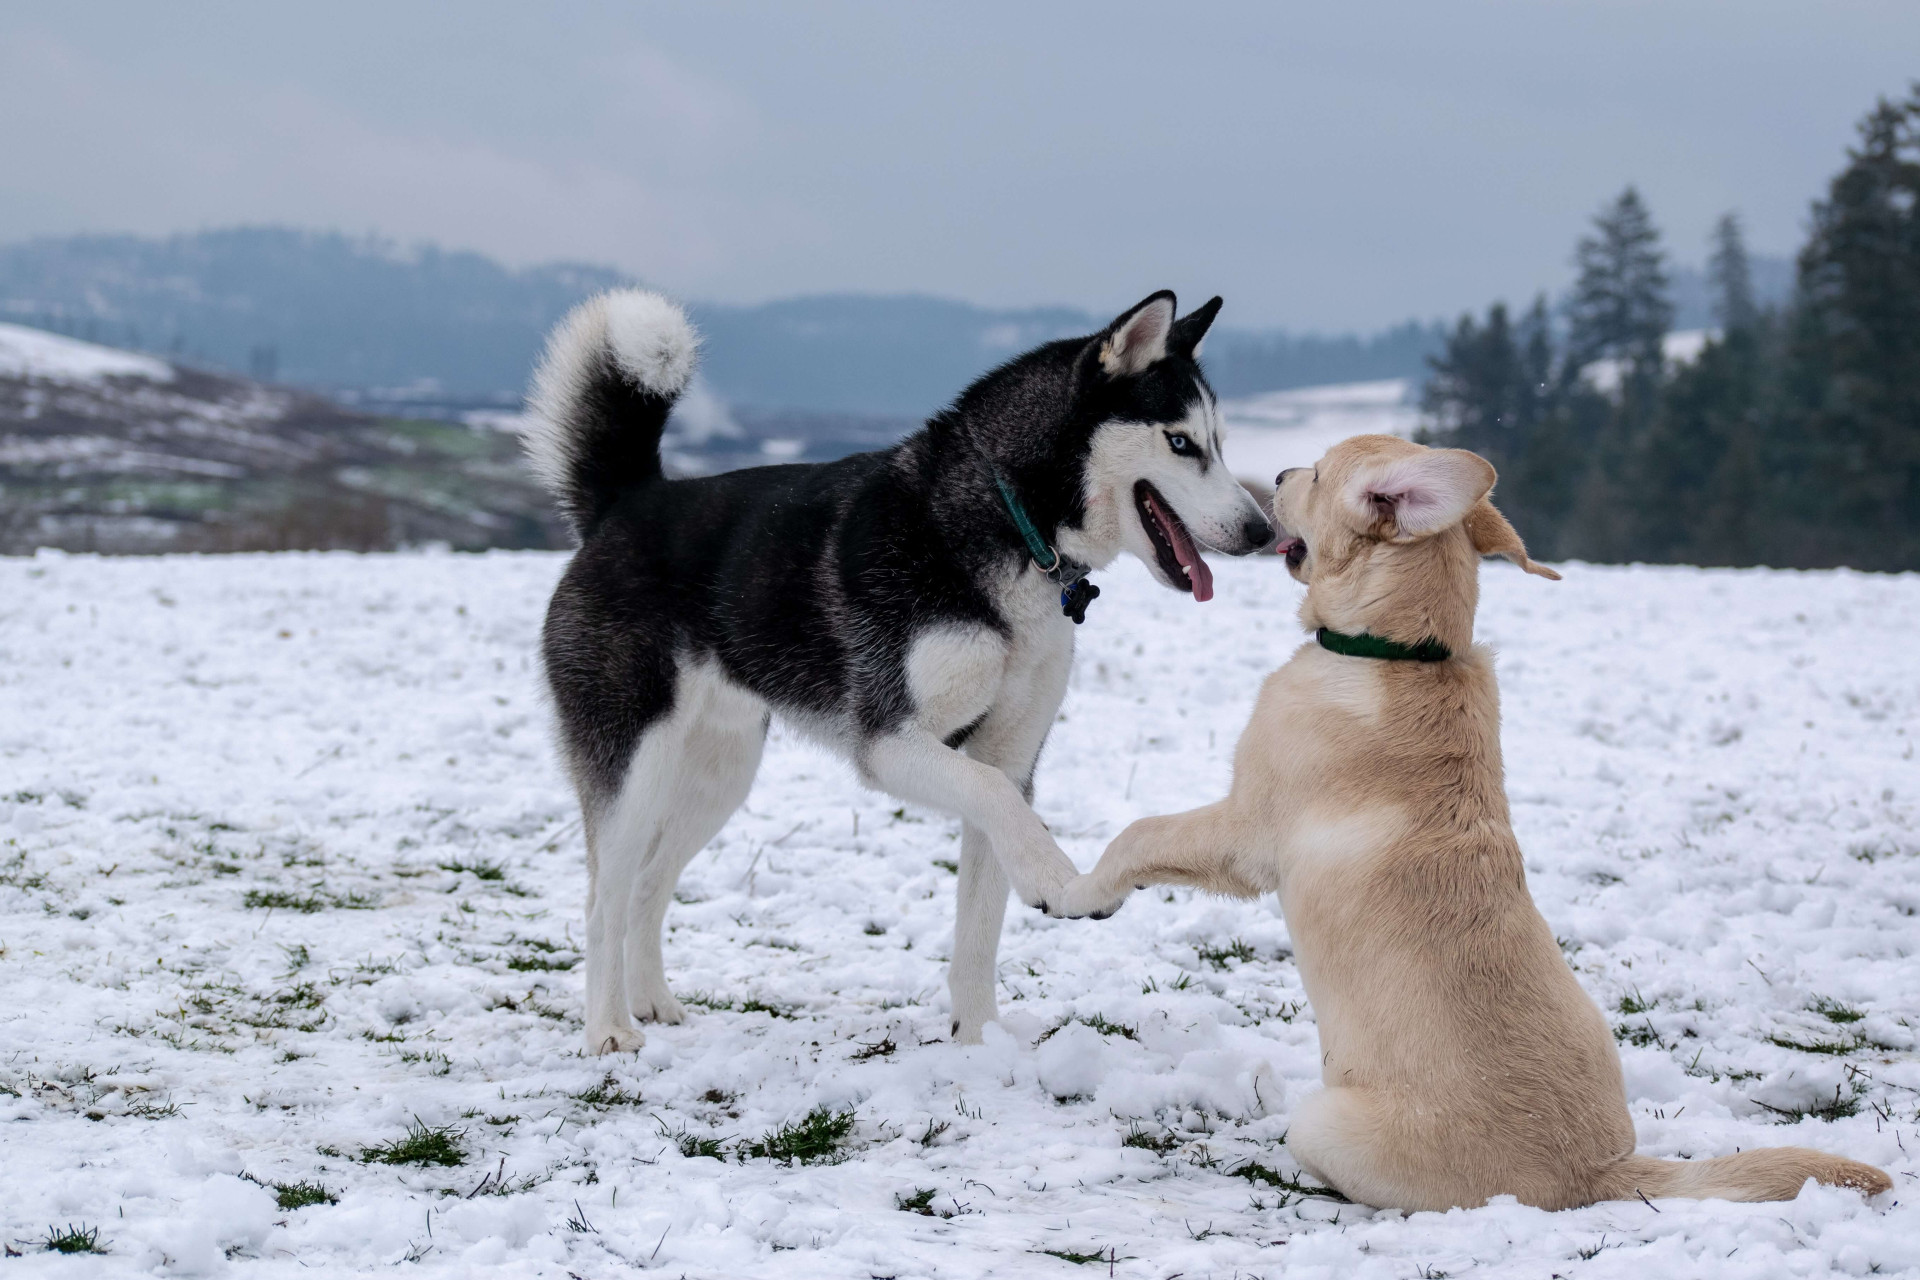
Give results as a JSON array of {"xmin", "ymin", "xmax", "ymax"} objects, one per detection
[
  {"xmin": 1562, "ymin": 189, "xmax": 1674, "ymax": 560},
  {"xmin": 1708, "ymin": 213, "xmax": 1757, "ymax": 333},
  {"xmin": 1779, "ymin": 85, "xmax": 1920, "ymax": 568},
  {"xmin": 1420, "ymin": 302, "xmax": 1521, "ymax": 458},
  {"xmin": 1566, "ymin": 187, "xmax": 1673, "ymax": 376}
]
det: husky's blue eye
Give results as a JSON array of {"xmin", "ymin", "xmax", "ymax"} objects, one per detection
[{"xmin": 1167, "ymin": 433, "xmax": 1200, "ymax": 457}]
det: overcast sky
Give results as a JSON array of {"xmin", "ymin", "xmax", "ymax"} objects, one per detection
[{"xmin": 4, "ymin": 2, "xmax": 1915, "ymax": 330}]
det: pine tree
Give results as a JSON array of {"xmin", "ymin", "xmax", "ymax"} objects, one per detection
[
  {"xmin": 1566, "ymin": 187, "xmax": 1673, "ymax": 376},
  {"xmin": 1420, "ymin": 303, "xmax": 1521, "ymax": 458},
  {"xmin": 1561, "ymin": 189, "xmax": 1674, "ymax": 560},
  {"xmin": 1781, "ymin": 85, "xmax": 1920, "ymax": 568},
  {"xmin": 1708, "ymin": 213, "xmax": 1757, "ymax": 333}
]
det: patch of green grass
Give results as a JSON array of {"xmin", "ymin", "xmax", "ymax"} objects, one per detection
[
  {"xmin": 438, "ymin": 857, "xmax": 506, "ymax": 881},
  {"xmin": 1810, "ymin": 996, "xmax": 1865, "ymax": 1025},
  {"xmin": 42, "ymin": 1223, "xmax": 106, "ymax": 1254},
  {"xmin": 1616, "ymin": 988, "xmax": 1654, "ymax": 1015},
  {"xmin": 1035, "ymin": 1246, "xmax": 1117, "ymax": 1265},
  {"xmin": 270, "ymin": 1180, "xmax": 337, "ymax": 1210},
  {"xmin": 661, "ymin": 1120, "xmax": 726, "ymax": 1159},
  {"xmin": 506, "ymin": 953, "xmax": 577, "ymax": 971},
  {"xmin": 572, "ymin": 1074, "xmax": 642, "ymax": 1107},
  {"xmin": 124, "ymin": 1098, "xmax": 181, "ymax": 1119},
  {"xmin": 738, "ymin": 998, "xmax": 798, "ymax": 1020},
  {"xmin": 931, "ymin": 859, "xmax": 959, "ymax": 875},
  {"xmin": 1768, "ymin": 1032, "xmax": 1862, "ymax": 1056},
  {"xmin": 896, "ymin": 1187, "xmax": 939, "ymax": 1215},
  {"xmin": 360, "ymin": 1119, "xmax": 467, "ymax": 1166},
  {"xmin": 1614, "ymin": 1020, "xmax": 1664, "ymax": 1049},
  {"xmin": 1196, "ymin": 938, "xmax": 1257, "ymax": 970},
  {"xmin": 742, "ymin": 1105, "xmax": 855, "ymax": 1165},
  {"xmin": 1121, "ymin": 1124, "xmax": 1180, "ymax": 1154},
  {"xmin": 1079, "ymin": 1013, "xmax": 1137, "ymax": 1041},
  {"xmin": 243, "ymin": 887, "xmax": 379, "ymax": 913},
  {"xmin": 681, "ymin": 992, "xmax": 799, "ymax": 1019},
  {"xmin": 1229, "ymin": 1161, "xmax": 1351, "ymax": 1201},
  {"xmin": 274, "ymin": 981, "xmax": 327, "ymax": 1010},
  {"xmin": 1753, "ymin": 1084, "xmax": 1863, "ymax": 1123}
]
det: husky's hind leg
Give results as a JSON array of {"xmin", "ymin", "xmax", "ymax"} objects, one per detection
[{"xmin": 623, "ymin": 670, "xmax": 766, "ymax": 1025}]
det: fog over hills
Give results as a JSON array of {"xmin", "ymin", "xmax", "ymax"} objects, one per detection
[
  {"xmin": 0, "ymin": 227, "xmax": 1791, "ymax": 423},
  {"xmin": 0, "ymin": 229, "xmax": 1453, "ymax": 416}
]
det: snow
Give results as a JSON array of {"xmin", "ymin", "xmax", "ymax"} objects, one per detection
[
  {"xmin": 1583, "ymin": 329, "xmax": 1716, "ymax": 395},
  {"xmin": 1221, "ymin": 379, "xmax": 1418, "ymax": 486},
  {"xmin": 0, "ymin": 323, "xmax": 174, "ymax": 384},
  {"xmin": 1, "ymin": 548, "xmax": 1916, "ymax": 1277}
]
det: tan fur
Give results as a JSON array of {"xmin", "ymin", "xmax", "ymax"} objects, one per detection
[{"xmin": 1064, "ymin": 434, "xmax": 1890, "ymax": 1211}]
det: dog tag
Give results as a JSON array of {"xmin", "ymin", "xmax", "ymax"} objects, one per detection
[{"xmin": 1061, "ymin": 578, "xmax": 1099, "ymax": 624}]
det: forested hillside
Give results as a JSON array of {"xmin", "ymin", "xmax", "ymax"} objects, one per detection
[{"xmin": 1421, "ymin": 88, "xmax": 1920, "ymax": 571}]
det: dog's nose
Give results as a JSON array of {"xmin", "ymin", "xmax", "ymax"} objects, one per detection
[
  {"xmin": 1243, "ymin": 517, "xmax": 1276, "ymax": 551},
  {"xmin": 1276, "ymin": 467, "xmax": 1304, "ymax": 487}
]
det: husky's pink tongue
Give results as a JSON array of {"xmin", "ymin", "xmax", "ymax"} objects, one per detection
[{"xmin": 1151, "ymin": 493, "xmax": 1214, "ymax": 602}]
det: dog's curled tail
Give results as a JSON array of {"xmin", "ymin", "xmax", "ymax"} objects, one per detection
[
  {"xmin": 1599, "ymin": 1147, "xmax": 1890, "ymax": 1203},
  {"xmin": 525, "ymin": 288, "xmax": 697, "ymax": 539}
]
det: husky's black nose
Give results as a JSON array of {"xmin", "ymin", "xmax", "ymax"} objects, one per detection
[{"xmin": 1243, "ymin": 517, "xmax": 1276, "ymax": 551}]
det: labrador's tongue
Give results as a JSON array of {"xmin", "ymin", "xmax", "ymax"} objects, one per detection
[{"xmin": 1153, "ymin": 495, "xmax": 1214, "ymax": 603}]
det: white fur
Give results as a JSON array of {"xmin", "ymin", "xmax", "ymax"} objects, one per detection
[
  {"xmin": 1057, "ymin": 385, "xmax": 1269, "ymax": 589},
  {"xmin": 523, "ymin": 289, "xmax": 699, "ymax": 505},
  {"xmin": 583, "ymin": 659, "xmax": 764, "ymax": 1055},
  {"xmin": 905, "ymin": 626, "xmax": 1008, "ymax": 733}
]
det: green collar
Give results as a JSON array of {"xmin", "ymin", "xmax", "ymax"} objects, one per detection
[
  {"xmin": 991, "ymin": 473, "xmax": 1099, "ymax": 624},
  {"xmin": 1316, "ymin": 627, "xmax": 1451, "ymax": 663}
]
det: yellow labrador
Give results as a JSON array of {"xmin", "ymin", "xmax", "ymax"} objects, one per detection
[{"xmin": 1060, "ymin": 434, "xmax": 1889, "ymax": 1211}]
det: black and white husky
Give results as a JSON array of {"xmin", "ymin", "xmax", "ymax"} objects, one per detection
[{"xmin": 524, "ymin": 288, "xmax": 1273, "ymax": 1054}]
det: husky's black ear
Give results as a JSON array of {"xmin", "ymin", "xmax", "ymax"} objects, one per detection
[
  {"xmin": 1099, "ymin": 291, "xmax": 1176, "ymax": 377},
  {"xmin": 1169, "ymin": 296, "xmax": 1222, "ymax": 359}
]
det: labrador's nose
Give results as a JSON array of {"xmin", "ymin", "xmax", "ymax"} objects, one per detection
[{"xmin": 1276, "ymin": 467, "xmax": 1305, "ymax": 487}]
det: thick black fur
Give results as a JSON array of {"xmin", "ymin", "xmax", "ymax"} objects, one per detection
[{"xmin": 542, "ymin": 292, "xmax": 1223, "ymax": 807}]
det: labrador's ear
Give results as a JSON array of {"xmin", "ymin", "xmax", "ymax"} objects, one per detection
[
  {"xmin": 1168, "ymin": 296, "xmax": 1223, "ymax": 359},
  {"xmin": 1099, "ymin": 291, "xmax": 1176, "ymax": 376},
  {"xmin": 1465, "ymin": 499, "xmax": 1561, "ymax": 579},
  {"xmin": 1343, "ymin": 447, "xmax": 1495, "ymax": 541}
]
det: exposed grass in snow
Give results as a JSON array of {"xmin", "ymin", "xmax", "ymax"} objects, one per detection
[
  {"xmin": 741, "ymin": 1105, "xmax": 857, "ymax": 1165},
  {"xmin": 40, "ymin": 1222, "xmax": 107, "ymax": 1254},
  {"xmin": 358, "ymin": 1119, "xmax": 468, "ymax": 1167},
  {"xmin": 1, "ymin": 551, "xmax": 1918, "ymax": 1275}
]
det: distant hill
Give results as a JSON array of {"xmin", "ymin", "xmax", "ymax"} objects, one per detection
[
  {"xmin": 0, "ymin": 227, "xmax": 1790, "ymax": 422},
  {"xmin": 0, "ymin": 228, "xmax": 1452, "ymax": 416},
  {"xmin": 0, "ymin": 322, "xmax": 566, "ymax": 554}
]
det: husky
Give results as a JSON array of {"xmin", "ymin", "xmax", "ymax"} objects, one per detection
[{"xmin": 524, "ymin": 288, "xmax": 1273, "ymax": 1054}]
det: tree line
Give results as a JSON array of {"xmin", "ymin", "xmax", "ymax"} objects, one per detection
[{"xmin": 1421, "ymin": 87, "xmax": 1920, "ymax": 571}]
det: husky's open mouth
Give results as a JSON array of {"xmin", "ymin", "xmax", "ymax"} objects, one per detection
[{"xmin": 1134, "ymin": 481, "xmax": 1214, "ymax": 602}]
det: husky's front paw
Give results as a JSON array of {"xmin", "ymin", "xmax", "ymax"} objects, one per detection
[
  {"xmin": 585, "ymin": 1024, "xmax": 646, "ymax": 1055},
  {"xmin": 1051, "ymin": 873, "xmax": 1130, "ymax": 920},
  {"xmin": 1005, "ymin": 835, "xmax": 1080, "ymax": 916}
]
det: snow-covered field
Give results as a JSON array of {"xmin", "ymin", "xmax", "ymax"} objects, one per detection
[{"xmin": 2, "ymin": 550, "xmax": 1916, "ymax": 1278}]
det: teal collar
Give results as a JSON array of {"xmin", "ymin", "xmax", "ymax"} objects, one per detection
[
  {"xmin": 1316, "ymin": 627, "xmax": 1451, "ymax": 663},
  {"xmin": 991, "ymin": 473, "xmax": 1099, "ymax": 624}
]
